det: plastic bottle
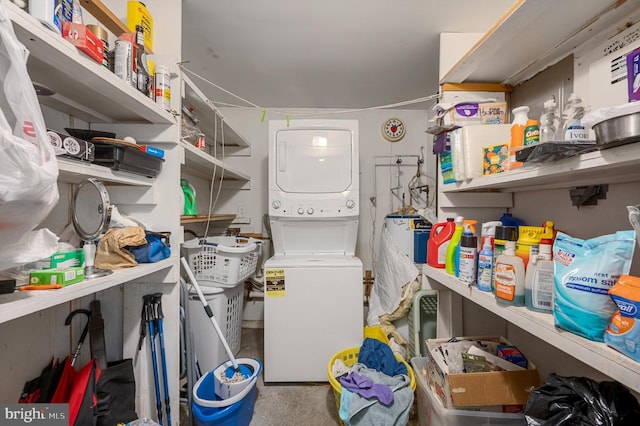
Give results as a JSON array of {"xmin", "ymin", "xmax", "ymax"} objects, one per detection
[
  {"xmin": 427, "ymin": 218, "xmax": 455, "ymax": 268},
  {"xmin": 510, "ymin": 106, "xmax": 530, "ymax": 169},
  {"xmin": 480, "ymin": 221, "xmax": 502, "ymax": 250},
  {"xmin": 523, "ymin": 119, "xmax": 540, "ymax": 146},
  {"xmin": 495, "ymin": 241, "xmax": 525, "ymax": 306},
  {"xmin": 491, "ymin": 226, "xmax": 517, "ymax": 293},
  {"xmin": 560, "ymin": 93, "xmax": 588, "ymax": 143},
  {"xmin": 455, "ymin": 224, "xmax": 475, "ymax": 277},
  {"xmin": 477, "ymin": 238, "xmax": 493, "ymax": 292},
  {"xmin": 539, "ymin": 97, "xmax": 560, "ymax": 143},
  {"xmin": 525, "ymin": 239, "xmax": 554, "ymax": 313},
  {"xmin": 445, "ymin": 216, "xmax": 464, "ymax": 275}
]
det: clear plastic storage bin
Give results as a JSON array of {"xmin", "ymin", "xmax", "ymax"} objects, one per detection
[{"xmin": 411, "ymin": 357, "xmax": 526, "ymax": 426}]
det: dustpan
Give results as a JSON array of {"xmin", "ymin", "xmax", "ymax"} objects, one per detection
[{"xmin": 181, "ymin": 257, "xmax": 261, "ymax": 407}]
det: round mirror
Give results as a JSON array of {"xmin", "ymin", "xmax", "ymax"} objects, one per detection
[{"xmin": 73, "ymin": 179, "xmax": 111, "ymax": 240}]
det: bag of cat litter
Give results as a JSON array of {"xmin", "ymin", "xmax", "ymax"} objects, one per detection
[
  {"xmin": 605, "ymin": 275, "xmax": 640, "ymax": 362},
  {"xmin": 553, "ymin": 230, "xmax": 635, "ymax": 342}
]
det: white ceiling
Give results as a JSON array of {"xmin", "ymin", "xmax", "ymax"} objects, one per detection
[{"xmin": 181, "ymin": 0, "xmax": 514, "ymax": 110}]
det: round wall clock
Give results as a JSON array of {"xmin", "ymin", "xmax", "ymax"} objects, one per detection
[{"xmin": 382, "ymin": 117, "xmax": 406, "ymax": 142}]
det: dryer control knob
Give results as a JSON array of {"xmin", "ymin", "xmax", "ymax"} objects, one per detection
[
  {"xmin": 272, "ymin": 200, "xmax": 281, "ymax": 209},
  {"xmin": 307, "ymin": 208, "xmax": 314, "ymax": 215},
  {"xmin": 297, "ymin": 208, "xmax": 304, "ymax": 215},
  {"xmin": 346, "ymin": 200, "xmax": 356, "ymax": 209}
]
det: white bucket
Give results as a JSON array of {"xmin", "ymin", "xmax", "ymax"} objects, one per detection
[{"xmin": 385, "ymin": 215, "xmax": 421, "ymax": 260}]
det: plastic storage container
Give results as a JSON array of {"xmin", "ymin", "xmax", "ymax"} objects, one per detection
[
  {"xmin": 411, "ymin": 357, "xmax": 526, "ymax": 426},
  {"xmin": 183, "ymin": 236, "xmax": 261, "ymax": 287},
  {"xmin": 427, "ymin": 218, "xmax": 455, "ymax": 268}
]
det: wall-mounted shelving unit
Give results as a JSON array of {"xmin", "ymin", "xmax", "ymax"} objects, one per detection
[
  {"xmin": 180, "ymin": 214, "xmax": 236, "ymax": 224},
  {"xmin": 424, "ymin": 265, "xmax": 640, "ymax": 393}
]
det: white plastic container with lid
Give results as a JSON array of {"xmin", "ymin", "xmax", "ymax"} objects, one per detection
[
  {"xmin": 525, "ymin": 240, "xmax": 554, "ymax": 313},
  {"xmin": 560, "ymin": 93, "xmax": 588, "ymax": 142},
  {"xmin": 155, "ymin": 64, "xmax": 172, "ymax": 111},
  {"xmin": 495, "ymin": 241, "xmax": 525, "ymax": 306}
]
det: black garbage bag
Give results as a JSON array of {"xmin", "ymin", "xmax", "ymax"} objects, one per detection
[{"xmin": 524, "ymin": 373, "xmax": 640, "ymax": 425}]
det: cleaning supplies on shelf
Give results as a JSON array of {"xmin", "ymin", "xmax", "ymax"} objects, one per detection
[
  {"xmin": 539, "ymin": 97, "xmax": 560, "ymax": 143},
  {"xmin": 480, "ymin": 221, "xmax": 502, "ymax": 250},
  {"xmin": 523, "ymin": 119, "xmax": 540, "ymax": 147},
  {"xmin": 445, "ymin": 216, "xmax": 464, "ymax": 275},
  {"xmin": 510, "ymin": 106, "xmax": 530, "ymax": 169},
  {"xmin": 524, "ymin": 239, "xmax": 554, "ymax": 313},
  {"xmin": 495, "ymin": 241, "xmax": 525, "ymax": 306},
  {"xmin": 499, "ymin": 213, "xmax": 524, "ymax": 233},
  {"xmin": 560, "ymin": 93, "xmax": 588, "ymax": 143},
  {"xmin": 477, "ymin": 238, "xmax": 493, "ymax": 292},
  {"xmin": 427, "ymin": 218, "xmax": 455, "ymax": 268}
]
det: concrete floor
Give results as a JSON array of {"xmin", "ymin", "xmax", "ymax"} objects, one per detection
[{"xmin": 182, "ymin": 327, "xmax": 418, "ymax": 425}]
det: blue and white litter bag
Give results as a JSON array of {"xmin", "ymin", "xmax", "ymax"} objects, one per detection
[{"xmin": 553, "ymin": 231, "xmax": 636, "ymax": 342}]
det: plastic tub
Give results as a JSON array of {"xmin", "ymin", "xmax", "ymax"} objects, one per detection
[
  {"xmin": 411, "ymin": 357, "xmax": 526, "ymax": 426},
  {"xmin": 191, "ymin": 370, "xmax": 257, "ymax": 426}
]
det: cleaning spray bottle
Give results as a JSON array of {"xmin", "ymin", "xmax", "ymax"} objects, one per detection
[
  {"xmin": 480, "ymin": 221, "xmax": 502, "ymax": 250},
  {"xmin": 458, "ymin": 227, "xmax": 478, "ymax": 284},
  {"xmin": 525, "ymin": 239, "xmax": 554, "ymax": 313},
  {"xmin": 445, "ymin": 216, "xmax": 464, "ymax": 275},
  {"xmin": 455, "ymin": 220, "xmax": 477, "ymax": 276},
  {"xmin": 477, "ymin": 237, "xmax": 493, "ymax": 292},
  {"xmin": 495, "ymin": 241, "xmax": 525, "ymax": 306}
]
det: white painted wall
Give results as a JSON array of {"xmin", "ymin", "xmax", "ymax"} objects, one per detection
[{"xmin": 184, "ymin": 108, "xmax": 435, "ymax": 274}]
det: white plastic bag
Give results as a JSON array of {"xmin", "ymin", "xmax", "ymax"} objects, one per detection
[{"xmin": 0, "ymin": 3, "xmax": 59, "ymax": 266}]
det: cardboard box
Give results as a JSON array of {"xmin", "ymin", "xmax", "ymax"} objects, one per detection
[
  {"xmin": 29, "ymin": 267, "xmax": 85, "ymax": 286},
  {"xmin": 627, "ymin": 46, "xmax": 640, "ymax": 102},
  {"xmin": 50, "ymin": 250, "xmax": 85, "ymax": 269},
  {"xmin": 63, "ymin": 22, "xmax": 104, "ymax": 64},
  {"xmin": 482, "ymin": 143, "xmax": 510, "ymax": 175},
  {"xmin": 425, "ymin": 336, "xmax": 540, "ymax": 408}
]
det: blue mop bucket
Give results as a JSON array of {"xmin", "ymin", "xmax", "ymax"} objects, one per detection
[{"xmin": 191, "ymin": 358, "xmax": 262, "ymax": 426}]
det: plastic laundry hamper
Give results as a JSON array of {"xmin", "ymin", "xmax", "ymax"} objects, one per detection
[
  {"xmin": 188, "ymin": 283, "xmax": 244, "ymax": 374},
  {"xmin": 183, "ymin": 236, "xmax": 260, "ymax": 288},
  {"xmin": 408, "ymin": 290, "xmax": 438, "ymax": 358},
  {"xmin": 327, "ymin": 346, "xmax": 416, "ymax": 426}
]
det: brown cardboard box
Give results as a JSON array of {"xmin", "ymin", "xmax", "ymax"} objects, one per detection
[{"xmin": 425, "ymin": 336, "xmax": 540, "ymax": 408}]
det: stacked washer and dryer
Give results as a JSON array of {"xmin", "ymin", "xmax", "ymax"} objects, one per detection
[{"xmin": 264, "ymin": 120, "xmax": 364, "ymax": 382}]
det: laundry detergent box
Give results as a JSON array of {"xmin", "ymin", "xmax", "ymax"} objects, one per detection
[
  {"xmin": 425, "ymin": 336, "xmax": 539, "ymax": 409},
  {"xmin": 627, "ymin": 46, "xmax": 640, "ymax": 102},
  {"xmin": 29, "ymin": 267, "xmax": 85, "ymax": 286}
]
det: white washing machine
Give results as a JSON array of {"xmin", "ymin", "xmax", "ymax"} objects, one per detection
[
  {"xmin": 264, "ymin": 119, "xmax": 364, "ymax": 382},
  {"xmin": 264, "ymin": 254, "xmax": 363, "ymax": 382}
]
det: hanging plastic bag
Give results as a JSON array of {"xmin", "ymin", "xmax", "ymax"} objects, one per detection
[{"xmin": 0, "ymin": 4, "xmax": 59, "ymax": 269}]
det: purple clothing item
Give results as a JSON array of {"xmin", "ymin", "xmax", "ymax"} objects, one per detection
[{"xmin": 339, "ymin": 372, "xmax": 394, "ymax": 406}]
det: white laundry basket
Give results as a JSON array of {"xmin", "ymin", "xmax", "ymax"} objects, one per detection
[
  {"xmin": 188, "ymin": 283, "xmax": 244, "ymax": 374},
  {"xmin": 183, "ymin": 236, "xmax": 260, "ymax": 288}
]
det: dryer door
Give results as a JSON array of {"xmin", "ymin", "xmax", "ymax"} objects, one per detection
[{"xmin": 275, "ymin": 128, "xmax": 353, "ymax": 193}]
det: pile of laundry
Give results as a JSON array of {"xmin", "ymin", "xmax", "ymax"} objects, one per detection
[{"xmin": 332, "ymin": 338, "xmax": 414, "ymax": 425}]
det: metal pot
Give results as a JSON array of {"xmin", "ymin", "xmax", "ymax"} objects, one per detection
[{"xmin": 593, "ymin": 111, "xmax": 640, "ymax": 150}]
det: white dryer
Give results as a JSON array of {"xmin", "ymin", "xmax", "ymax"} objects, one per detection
[{"xmin": 264, "ymin": 119, "xmax": 364, "ymax": 382}]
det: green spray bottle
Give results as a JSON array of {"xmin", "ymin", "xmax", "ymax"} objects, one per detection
[{"xmin": 445, "ymin": 216, "xmax": 464, "ymax": 275}]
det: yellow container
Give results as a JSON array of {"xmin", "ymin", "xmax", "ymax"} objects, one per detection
[
  {"xmin": 327, "ymin": 346, "xmax": 416, "ymax": 426},
  {"xmin": 516, "ymin": 221, "xmax": 555, "ymax": 268},
  {"xmin": 127, "ymin": 1, "xmax": 153, "ymax": 52}
]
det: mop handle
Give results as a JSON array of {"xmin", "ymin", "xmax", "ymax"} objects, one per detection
[{"xmin": 180, "ymin": 257, "xmax": 239, "ymax": 370}]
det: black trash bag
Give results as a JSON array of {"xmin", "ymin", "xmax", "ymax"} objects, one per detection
[{"xmin": 524, "ymin": 373, "xmax": 640, "ymax": 425}]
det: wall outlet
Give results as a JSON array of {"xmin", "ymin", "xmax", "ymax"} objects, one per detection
[{"xmin": 237, "ymin": 204, "xmax": 247, "ymax": 218}]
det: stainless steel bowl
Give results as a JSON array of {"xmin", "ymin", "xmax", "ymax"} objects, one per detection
[{"xmin": 593, "ymin": 111, "xmax": 640, "ymax": 150}]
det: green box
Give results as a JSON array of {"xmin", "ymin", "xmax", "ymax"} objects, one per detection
[
  {"xmin": 50, "ymin": 250, "xmax": 85, "ymax": 269},
  {"xmin": 29, "ymin": 267, "xmax": 85, "ymax": 286}
]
